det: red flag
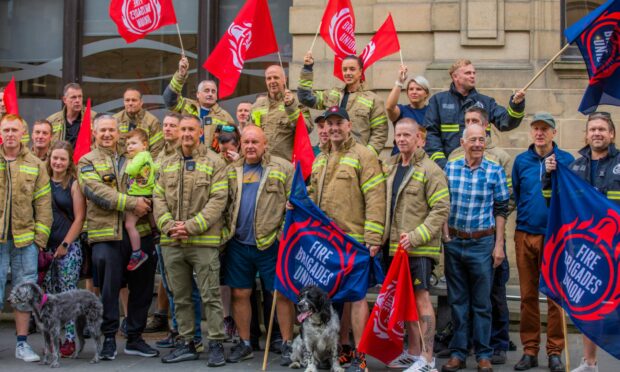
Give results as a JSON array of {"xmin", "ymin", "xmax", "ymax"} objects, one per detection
[
  {"xmin": 320, "ymin": 0, "xmax": 356, "ymax": 57},
  {"xmin": 109, "ymin": 0, "xmax": 178, "ymax": 43},
  {"xmin": 203, "ymin": 0, "xmax": 278, "ymax": 99},
  {"xmin": 359, "ymin": 13, "xmax": 400, "ymax": 72},
  {"xmin": 73, "ymin": 98, "xmax": 92, "ymax": 164},
  {"xmin": 358, "ymin": 247, "xmax": 418, "ymax": 364},
  {"xmin": 292, "ymin": 112, "xmax": 314, "ymax": 180},
  {"xmin": 3, "ymin": 76, "xmax": 19, "ymax": 115}
]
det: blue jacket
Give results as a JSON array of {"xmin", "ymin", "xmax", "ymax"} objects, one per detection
[
  {"xmin": 423, "ymin": 83, "xmax": 525, "ymax": 168},
  {"xmin": 513, "ymin": 143, "xmax": 574, "ymax": 235}
]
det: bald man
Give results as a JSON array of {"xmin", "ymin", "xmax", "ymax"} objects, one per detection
[
  {"xmin": 249, "ymin": 65, "xmax": 312, "ymax": 161},
  {"xmin": 224, "ymin": 126, "xmax": 295, "ymax": 365}
]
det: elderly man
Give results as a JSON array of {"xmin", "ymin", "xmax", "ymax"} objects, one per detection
[
  {"xmin": 224, "ymin": 126, "xmax": 295, "ymax": 365},
  {"xmin": 309, "ymin": 106, "xmax": 386, "ymax": 372},
  {"xmin": 250, "ymin": 65, "xmax": 311, "ymax": 161},
  {"xmin": 442, "ymin": 123, "xmax": 510, "ymax": 372},
  {"xmin": 78, "ymin": 115, "xmax": 157, "ymax": 360},
  {"xmin": 512, "ymin": 113, "xmax": 573, "ymax": 371},
  {"xmin": 48, "ymin": 83, "xmax": 96, "ymax": 147},
  {"xmin": 383, "ymin": 118, "xmax": 450, "ymax": 372},
  {"xmin": 424, "ymin": 59, "xmax": 525, "ymax": 168},
  {"xmin": 0, "ymin": 114, "xmax": 52, "ymax": 363},
  {"xmin": 154, "ymin": 115, "xmax": 228, "ymax": 366},
  {"xmin": 113, "ymin": 88, "xmax": 163, "ymax": 157},
  {"xmin": 31, "ymin": 119, "xmax": 53, "ymax": 162},
  {"xmin": 236, "ymin": 101, "xmax": 252, "ymax": 133},
  {"xmin": 163, "ymin": 57, "xmax": 234, "ymax": 148}
]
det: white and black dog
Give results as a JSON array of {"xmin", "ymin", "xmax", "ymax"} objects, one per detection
[
  {"xmin": 8, "ymin": 282, "xmax": 103, "ymax": 368},
  {"xmin": 289, "ymin": 285, "xmax": 343, "ymax": 372}
]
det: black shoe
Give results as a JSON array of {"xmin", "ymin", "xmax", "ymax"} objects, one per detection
[
  {"xmin": 100, "ymin": 336, "xmax": 117, "ymax": 361},
  {"xmin": 120, "ymin": 318, "xmax": 128, "ymax": 338},
  {"xmin": 144, "ymin": 313, "xmax": 169, "ymax": 333},
  {"xmin": 271, "ymin": 335, "xmax": 283, "ymax": 354},
  {"xmin": 280, "ymin": 340, "xmax": 293, "ymax": 367},
  {"xmin": 514, "ymin": 354, "xmax": 538, "ymax": 371},
  {"xmin": 509, "ymin": 340, "xmax": 518, "ymax": 351},
  {"xmin": 226, "ymin": 342, "xmax": 253, "ymax": 363},
  {"xmin": 207, "ymin": 340, "xmax": 226, "ymax": 367},
  {"xmin": 491, "ymin": 350, "xmax": 507, "ymax": 365},
  {"xmin": 156, "ymin": 331, "xmax": 180, "ymax": 348},
  {"xmin": 125, "ymin": 337, "xmax": 159, "ymax": 357},
  {"xmin": 161, "ymin": 341, "xmax": 199, "ymax": 363},
  {"xmin": 548, "ymin": 354, "xmax": 564, "ymax": 372}
]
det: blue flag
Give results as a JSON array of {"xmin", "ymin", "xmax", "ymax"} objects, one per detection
[
  {"xmin": 275, "ymin": 164, "xmax": 384, "ymax": 303},
  {"xmin": 541, "ymin": 163, "xmax": 620, "ymax": 359},
  {"xmin": 565, "ymin": 0, "xmax": 620, "ymax": 114}
]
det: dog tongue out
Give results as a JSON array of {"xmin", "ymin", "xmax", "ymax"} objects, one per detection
[{"xmin": 297, "ymin": 311, "xmax": 313, "ymax": 323}]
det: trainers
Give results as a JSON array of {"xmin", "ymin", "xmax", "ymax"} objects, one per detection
[
  {"xmin": 346, "ymin": 352, "xmax": 367, "ymax": 372},
  {"xmin": 226, "ymin": 342, "xmax": 253, "ymax": 363},
  {"xmin": 161, "ymin": 340, "xmax": 199, "ymax": 363},
  {"xmin": 100, "ymin": 336, "xmax": 117, "ymax": 360},
  {"xmin": 156, "ymin": 331, "xmax": 180, "ymax": 348},
  {"xmin": 490, "ymin": 349, "xmax": 507, "ymax": 365},
  {"xmin": 127, "ymin": 250, "xmax": 148, "ymax": 271},
  {"xmin": 15, "ymin": 341, "xmax": 40, "ymax": 362},
  {"xmin": 59, "ymin": 339, "xmax": 76, "ymax": 358},
  {"xmin": 280, "ymin": 340, "xmax": 293, "ymax": 366},
  {"xmin": 404, "ymin": 356, "xmax": 438, "ymax": 372},
  {"xmin": 145, "ymin": 313, "xmax": 169, "ymax": 333},
  {"xmin": 339, "ymin": 344, "xmax": 354, "ymax": 367},
  {"xmin": 207, "ymin": 340, "xmax": 226, "ymax": 367},
  {"xmin": 195, "ymin": 338, "xmax": 204, "ymax": 353},
  {"xmin": 125, "ymin": 337, "xmax": 159, "ymax": 357},
  {"xmin": 271, "ymin": 335, "xmax": 283, "ymax": 354},
  {"xmin": 388, "ymin": 350, "xmax": 420, "ymax": 368},
  {"xmin": 224, "ymin": 316, "xmax": 236, "ymax": 342},
  {"xmin": 571, "ymin": 358, "xmax": 599, "ymax": 372}
]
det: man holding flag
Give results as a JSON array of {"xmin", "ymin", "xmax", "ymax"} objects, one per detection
[
  {"xmin": 47, "ymin": 83, "xmax": 96, "ymax": 148},
  {"xmin": 309, "ymin": 106, "xmax": 386, "ymax": 372},
  {"xmin": 543, "ymin": 112, "xmax": 620, "ymax": 372},
  {"xmin": 382, "ymin": 117, "xmax": 450, "ymax": 371}
]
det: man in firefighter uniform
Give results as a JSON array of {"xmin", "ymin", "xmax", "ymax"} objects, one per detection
[
  {"xmin": 113, "ymin": 88, "xmax": 164, "ymax": 157},
  {"xmin": 163, "ymin": 56, "xmax": 234, "ymax": 148},
  {"xmin": 47, "ymin": 83, "xmax": 96, "ymax": 147}
]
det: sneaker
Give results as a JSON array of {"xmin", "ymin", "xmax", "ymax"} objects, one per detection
[
  {"xmin": 120, "ymin": 318, "xmax": 128, "ymax": 338},
  {"xmin": 226, "ymin": 342, "xmax": 253, "ymax": 363},
  {"xmin": 388, "ymin": 350, "xmax": 420, "ymax": 368},
  {"xmin": 100, "ymin": 336, "xmax": 117, "ymax": 360},
  {"xmin": 339, "ymin": 345, "xmax": 354, "ymax": 367},
  {"xmin": 59, "ymin": 339, "xmax": 76, "ymax": 358},
  {"xmin": 571, "ymin": 358, "xmax": 599, "ymax": 372},
  {"xmin": 145, "ymin": 313, "xmax": 169, "ymax": 333},
  {"xmin": 271, "ymin": 335, "xmax": 283, "ymax": 354},
  {"xmin": 15, "ymin": 341, "xmax": 40, "ymax": 362},
  {"xmin": 127, "ymin": 250, "xmax": 148, "ymax": 271},
  {"xmin": 224, "ymin": 316, "xmax": 236, "ymax": 342},
  {"xmin": 161, "ymin": 341, "xmax": 199, "ymax": 363},
  {"xmin": 156, "ymin": 331, "xmax": 180, "ymax": 348},
  {"xmin": 404, "ymin": 356, "xmax": 438, "ymax": 372},
  {"xmin": 207, "ymin": 340, "xmax": 226, "ymax": 367},
  {"xmin": 280, "ymin": 340, "xmax": 293, "ymax": 366},
  {"xmin": 195, "ymin": 338, "xmax": 204, "ymax": 353},
  {"xmin": 346, "ymin": 352, "xmax": 367, "ymax": 372},
  {"xmin": 125, "ymin": 337, "xmax": 159, "ymax": 357}
]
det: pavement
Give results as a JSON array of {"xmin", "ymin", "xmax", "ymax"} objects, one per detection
[{"xmin": 0, "ymin": 320, "xmax": 618, "ymax": 372}]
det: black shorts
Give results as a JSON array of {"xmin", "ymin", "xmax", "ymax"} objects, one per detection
[{"xmin": 409, "ymin": 257, "xmax": 434, "ymax": 291}]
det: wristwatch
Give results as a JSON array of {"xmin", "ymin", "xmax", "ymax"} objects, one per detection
[{"xmin": 61, "ymin": 241, "xmax": 69, "ymax": 248}]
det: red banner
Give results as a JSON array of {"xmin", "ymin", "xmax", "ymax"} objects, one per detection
[
  {"xmin": 203, "ymin": 0, "xmax": 278, "ymax": 98},
  {"xmin": 359, "ymin": 13, "xmax": 400, "ymax": 72},
  {"xmin": 73, "ymin": 98, "xmax": 92, "ymax": 164},
  {"xmin": 358, "ymin": 247, "xmax": 418, "ymax": 364},
  {"xmin": 3, "ymin": 76, "xmax": 19, "ymax": 115},
  {"xmin": 109, "ymin": 0, "xmax": 178, "ymax": 43},
  {"xmin": 320, "ymin": 0, "xmax": 356, "ymax": 58},
  {"xmin": 292, "ymin": 112, "xmax": 314, "ymax": 180}
]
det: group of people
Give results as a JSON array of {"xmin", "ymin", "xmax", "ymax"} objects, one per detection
[{"xmin": 0, "ymin": 51, "xmax": 607, "ymax": 372}]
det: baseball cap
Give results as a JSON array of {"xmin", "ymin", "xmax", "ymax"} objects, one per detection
[
  {"xmin": 531, "ymin": 112, "xmax": 556, "ymax": 129},
  {"xmin": 314, "ymin": 113, "xmax": 326, "ymax": 124},
  {"xmin": 322, "ymin": 106, "xmax": 350, "ymax": 121}
]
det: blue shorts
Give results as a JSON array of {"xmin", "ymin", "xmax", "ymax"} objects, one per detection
[
  {"xmin": 224, "ymin": 238, "xmax": 278, "ymax": 291},
  {"xmin": 0, "ymin": 242, "xmax": 38, "ymax": 310}
]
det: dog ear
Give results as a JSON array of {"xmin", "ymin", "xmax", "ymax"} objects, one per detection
[{"xmin": 28, "ymin": 282, "xmax": 43, "ymax": 303}]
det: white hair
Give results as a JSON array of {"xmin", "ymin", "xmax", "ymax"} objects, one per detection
[{"xmin": 93, "ymin": 114, "xmax": 120, "ymax": 131}]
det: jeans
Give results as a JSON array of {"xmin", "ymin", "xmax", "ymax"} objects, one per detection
[
  {"xmin": 0, "ymin": 242, "xmax": 38, "ymax": 311},
  {"xmin": 156, "ymin": 245, "xmax": 202, "ymax": 339},
  {"xmin": 490, "ymin": 245, "xmax": 510, "ymax": 352},
  {"xmin": 445, "ymin": 235, "xmax": 494, "ymax": 361}
]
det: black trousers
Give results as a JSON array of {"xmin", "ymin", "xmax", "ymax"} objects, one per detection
[{"xmin": 92, "ymin": 232, "xmax": 156, "ymax": 339}]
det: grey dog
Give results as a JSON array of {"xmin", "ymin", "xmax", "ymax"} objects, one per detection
[
  {"xmin": 289, "ymin": 286, "xmax": 343, "ymax": 372},
  {"xmin": 8, "ymin": 282, "xmax": 103, "ymax": 368}
]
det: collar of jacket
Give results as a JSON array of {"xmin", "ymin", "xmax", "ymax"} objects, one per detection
[
  {"xmin": 203, "ymin": 102, "xmax": 222, "ymax": 114},
  {"xmin": 124, "ymin": 108, "xmax": 145, "ymax": 122},
  {"xmin": 527, "ymin": 141, "xmax": 559, "ymax": 160},
  {"xmin": 175, "ymin": 143, "xmax": 208, "ymax": 158},
  {"xmin": 449, "ymin": 82, "xmax": 478, "ymax": 100},
  {"xmin": 578, "ymin": 143, "xmax": 619, "ymax": 159},
  {"xmin": 321, "ymin": 135, "xmax": 356, "ymax": 153},
  {"xmin": 341, "ymin": 82, "xmax": 365, "ymax": 94},
  {"xmin": 268, "ymin": 92, "xmax": 284, "ymax": 102},
  {"xmin": 232, "ymin": 151, "xmax": 273, "ymax": 168},
  {"xmin": 62, "ymin": 105, "xmax": 85, "ymax": 122},
  {"xmin": 392, "ymin": 147, "xmax": 426, "ymax": 166},
  {"xmin": 0, "ymin": 143, "xmax": 29, "ymax": 160},
  {"xmin": 96, "ymin": 145, "xmax": 119, "ymax": 158}
]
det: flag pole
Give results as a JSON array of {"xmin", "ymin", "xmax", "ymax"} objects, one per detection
[
  {"xmin": 309, "ymin": 21, "xmax": 322, "ymax": 53},
  {"xmin": 175, "ymin": 23, "xmax": 186, "ymax": 57},
  {"xmin": 262, "ymin": 290, "xmax": 279, "ymax": 371},
  {"xmin": 399, "ymin": 49, "xmax": 404, "ymax": 66},
  {"xmin": 277, "ymin": 51, "xmax": 289, "ymax": 91},
  {"xmin": 520, "ymin": 43, "xmax": 571, "ymax": 92},
  {"xmin": 416, "ymin": 321, "xmax": 426, "ymax": 354},
  {"xmin": 560, "ymin": 307, "xmax": 571, "ymax": 372}
]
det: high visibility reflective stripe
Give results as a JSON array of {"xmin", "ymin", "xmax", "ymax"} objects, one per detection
[
  {"xmin": 164, "ymin": 164, "xmax": 180, "ymax": 173},
  {"xmin": 257, "ymin": 230, "xmax": 278, "ymax": 248},
  {"xmin": 186, "ymin": 235, "xmax": 221, "ymax": 245},
  {"xmin": 370, "ymin": 115, "xmax": 387, "ymax": 128},
  {"xmin": 0, "ymin": 163, "xmax": 5, "ymax": 171},
  {"xmin": 440, "ymin": 124, "xmax": 460, "ymax": 132},
  {"xmin": 35, "ymin": 222, "xmax": 51, "ymax": 237},
  {"xmin": 268, "ymin": 170, "xmax": 286, "ymax": 184},
  {"xmin": 212, "ymin": 117, "xmax": 228, "ymax": 125},
  {"xmin": 170, "ymin": 78, "xmax": 183, "ymax": 93},
  {"xmin": 117, "ymin": 194, "xmax": 127, "ymax": 211},
  {"xmin": 288, "ymin": 109, "xmax": 301, "ymax": 121},
  {"xmin": 428, "ymin": 188, "xmax": 449, "ymax": 207},
  {"xmin": 389, "ymin": 244, "xmax": 440, "ymax": 255},
  {"xmin": 312, "ymin": 158, "xmax": 327, "ymax": 172},
  {"xmin": 430, "ymin": 152, "xmax": 446, "ymax": 161},
  {"xmin": 348, "ymin": 233, "xmax": 365, "ymax": 244},
  {"xmin": 149, "ymin": 131, "xmax": 164, "ymax": 146},
  {"xmin": 506, "ymin": 178, "xmax": 513, "ymax": 188},
  {"xmin": 416, "ymin": 224, "xmax": 432, "ymax": 244},
  {"xmin": 412, "ymin": 171, "xmax": 428, "ymax": 183},
  {"xmin": 19, "ymin": 165, "xmax": 39, "ymax": 175},
  {"xmin": 608, "ymin": 191, "xmax": 620, "ymax": 200},
  {"xmin": 366, "ymin": 144, "xmax": 378, "ymax": 156},
  {"xmin": 173, "ymin": 97, "xmax": 186, "ymax": 112},
  {"xmin": 88, "ymin": 228, "xmax": 115, "ymax": 238},
  {"xmin": 361, "ymin": 173, "xmax": 385, "ymax": 194},
  {"xmin": 196, "ymin": 163, "xmax": 213, "ymax": 175},
  {"xmin": 94, "ymin": 163, "xmax": 111, "ymax": 171},
  {"xmin": 542, "ymin": 190, "xmax": 552, "ymax": 198},
  {"xmin": 316, "ymin": 91, "xmax": 324, "ymax": 107},
  {"xmin": 154, "ymin": 184, "xmax": 165, "ymax": 196},
  {"xmin": 329, "ymin": 90, "xmax": 341, "ymax": 98},
  {"xmin": 298, "ymin": 79, "xmax": 312, "ymax": 88},
  {"xmin": 364, "ymin": 220, "xmax": 384, "ymax": 235},
  {"xmin": 227, "ymin": 171, "xmax": 237, "ymax": 179},
  {"xmin": 194, "ymin": 213, "xmax": 208, "ymax": 231},
  {"xmin": 136, "ymin": 223, "xmax": 151, "ymax": 234},
  {"xmin": 211, "ymin": 180, "xmax": 228, "ymax": 193},
  {"xmin": 157, "ymin": 212, "xmax": 173, "ymax": 230},
  {"xmin": 13, "ymin": 231, "xmax": 35, "ymax": 243},
  {"xmin": 357, "ymin": 96, "xmax": 373, "ymax": 108},
  {"xmin": 80, "ymin": 172, "xmax": 102, "ymax": 182},
  {"xmin": 339, "ymin": 157, "xmax": 360, "ymax": 170},
  {"xmin": 507, "ymin": 106, "xmax": 525, "ymax": 118},
  {"xmin": 34, "ymin": 183, "xmax": 51, "ymax": 200}
]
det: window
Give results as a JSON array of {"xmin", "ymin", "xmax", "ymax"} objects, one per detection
[{"xmin": 562, "ymin": 0, "xmax": 605, "ymax": 60}]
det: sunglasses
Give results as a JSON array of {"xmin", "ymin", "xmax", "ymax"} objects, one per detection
[{"xmin": 216, "ymin": 125, "xmax": 236, "ymax": 133}]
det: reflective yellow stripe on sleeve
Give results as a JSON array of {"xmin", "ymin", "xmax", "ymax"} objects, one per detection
[
  {"xmin": 428, "ymin": 187, "xmax": 449, "ymax": 207},
  {"xmin": 361, "ymin": 173, "xmax": 385, "ymax": 194}
]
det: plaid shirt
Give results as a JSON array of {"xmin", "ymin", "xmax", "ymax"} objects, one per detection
[{"xmin": 445, "ymin": 157, "xmax": 510, "ymax": 232}]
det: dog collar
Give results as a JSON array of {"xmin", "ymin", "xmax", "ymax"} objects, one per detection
[{"xmin": 39, "ymin": 294, "xmax": 48, "ymax": 308}]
